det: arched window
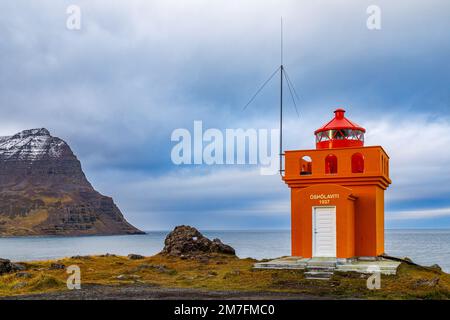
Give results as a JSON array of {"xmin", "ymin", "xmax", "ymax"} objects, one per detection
[
  {"xmin": 300, "ymin": 156, "xmax": 312, "ymax": 175},
  {"xmin": 325, "ymin": 154, "xmax": 338, "ymax": 174},
  {"xmin": 352, "ymin": 153, "xmax": 364, "ymax": 173}
]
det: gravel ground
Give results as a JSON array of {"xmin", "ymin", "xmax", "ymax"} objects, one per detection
[{"xmin": 1, "ymin": 284, "xmax": 333, "ymax": 300}]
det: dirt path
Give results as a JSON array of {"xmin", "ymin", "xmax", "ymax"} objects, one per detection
[{"xmin": 1, "ymin": 284, "xmax": 334, "ymax": 300}]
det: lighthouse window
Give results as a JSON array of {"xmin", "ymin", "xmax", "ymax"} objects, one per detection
[
  {"xmin": 316, "ymin": 131, "xmax": 330, "ymax": 142},
  {"xmin": 325, "ymin": 129, "xmax": 343, "ymax": 140},
  {"xmin": 352, "ymin": 153, "xmax": 364, "ymax": 173},
  {"xmin": 334, "ymin": 130, "xmax": 345, "ymax": 140},
  {"xmin": 315, "ymin": 133, "xmax": 321, "ymax": 143},
  {"xmin": 325, "ymin": 154, "xmax": 338, "ymax": 174},
  {"xmin": 300, "ymin": 156, "xmax": 312, "ymax": 175},
  {"xmin": 342, "ymin": 129, "xmax": 353, "ymax": 138},
  {"xmin": 354, "ymin": 130, "xmax": 365, "ymax": 141},
  {"xmin": 324, "ymin": 130, "xmax": 335, "ymax": 140},
  {"xmin": 348, "ymin": 130, "xmax": 358, "ymax": 140}
]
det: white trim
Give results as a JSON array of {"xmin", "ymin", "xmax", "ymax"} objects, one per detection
[{"xmin": 312, "ymin": 206, "xmax": 337, "ymax": 257}]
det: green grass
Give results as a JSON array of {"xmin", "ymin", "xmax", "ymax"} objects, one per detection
[{"xmin": 0, "ymin": 254, "xmax": 448, "ymax": 299}]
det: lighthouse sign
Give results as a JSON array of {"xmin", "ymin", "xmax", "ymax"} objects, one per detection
[
  {"xmin": 310, "ymin": 193, "xmax": 340, "ymax": 200},
  {"xmin": 310, "ymin": 193, "xmax": 340, "ymax": 205}
]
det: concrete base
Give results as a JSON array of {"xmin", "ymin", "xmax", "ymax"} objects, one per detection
[{"xmin": 254, "ymin": 256, "xmax": 401, "ymax": 275}]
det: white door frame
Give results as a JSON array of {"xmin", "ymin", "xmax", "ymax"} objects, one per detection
[{"xmin": 312, "ymin": 206, "xmax": 337, "ymax": 257}]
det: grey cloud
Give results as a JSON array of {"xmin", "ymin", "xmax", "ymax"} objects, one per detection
[{"xmin": 0, "ymin": 0, "xmax": 449, "ymax": 229}]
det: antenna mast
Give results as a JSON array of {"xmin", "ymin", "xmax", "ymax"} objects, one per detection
[{"xmin": 279, "ymin": 17, "xmax": 284, "ymax": 176}]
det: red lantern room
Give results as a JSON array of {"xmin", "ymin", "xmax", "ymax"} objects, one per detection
[{"xmin": 314, "ymin": 108, "xmax": 365, "ymax": 149}]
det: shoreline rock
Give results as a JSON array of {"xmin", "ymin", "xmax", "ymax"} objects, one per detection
[
  {"xmin": 128, "ymin": 254, "xmax": 145, "ymax": 260},
  {"xmin": 0, "ymin": 258, "xmax": 25, "ymax": 275},
  {"xmin": 161, "ymin": 225, "xmax": 235, "ymax": 258}
]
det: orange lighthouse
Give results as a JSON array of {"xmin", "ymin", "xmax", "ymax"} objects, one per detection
[{"xmin": 283, "ymin": 109, "xmax": 391, "ymax": 259}]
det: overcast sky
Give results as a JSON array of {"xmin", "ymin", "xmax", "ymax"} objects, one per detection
[{"xmin": 1, "ymin": 0, "xmax": 449, "ymax": 230}]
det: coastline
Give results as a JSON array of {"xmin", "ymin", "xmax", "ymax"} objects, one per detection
[{"xmin": 1, "ymin": 229, "xmax": 449, "ymax": 273}]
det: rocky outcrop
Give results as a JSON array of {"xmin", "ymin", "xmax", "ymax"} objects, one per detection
[
  {"xmin": 127, "ymin": 254, "xmax": 145, "ymax": 260},
  {"xmin": 0, "ymin": 258, "xmax": 14, "ymax": 274},
  {"xmin": 161, "ymin": 225, "xmax": 235, "ymax": 257},
  {"xmin": 0, "ymin": 258, "xmax": 25, "ymax": 275},
  {"xmin": 0, "ymin": 128, "xmax": 143, "ymax": 236}
]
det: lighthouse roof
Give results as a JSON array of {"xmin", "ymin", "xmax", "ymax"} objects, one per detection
[{"xmin": 314, "ymin": 108, "xmax": 366, "ymax": 134}]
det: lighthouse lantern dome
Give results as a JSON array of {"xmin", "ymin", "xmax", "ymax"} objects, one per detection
[{"xmin": 314, "ymin": 108, "xmax": 366, "ymax": 149}]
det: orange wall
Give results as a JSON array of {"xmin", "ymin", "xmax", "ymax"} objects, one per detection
[
  {"xmin": 353, "ymin": 185, "xmax": 377, "ymax": 256},
  {"xmin": 291, "ymin": 188, "xmax": 303, "ymax": 257},
  {"xmin": 376, "ymin": 186, "xmax": 385, "ymax": 255},
  {"xmin": 342, "ymin": 198, "xmax": 355, "ymax": 258}
]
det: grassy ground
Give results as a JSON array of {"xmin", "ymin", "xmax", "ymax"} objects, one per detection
[{"xmin": 1, "ymin": 254, "xmax": 449, "ymax": 299}]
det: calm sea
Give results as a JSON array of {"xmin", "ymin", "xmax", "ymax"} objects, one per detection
[{"xmin": 0, "ymin": 229, "xmax": 449, "ymax": 272}]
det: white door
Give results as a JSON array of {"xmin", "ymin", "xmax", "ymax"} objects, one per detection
[{"xmin": 313, "ymin": 207, "xmax": 336, "ymax": 257}]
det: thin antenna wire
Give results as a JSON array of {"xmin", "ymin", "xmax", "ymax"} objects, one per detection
[
  {"xmin": 284, "ymin": 71, "xmax": 300, "ymax": 117},
  {"xmin": 242, "ymin": 66, "xmax": 281, "ymax": 110},
  {"xmin": 283, "ymin": 68, "xmax": 301, "ymax": 101}
]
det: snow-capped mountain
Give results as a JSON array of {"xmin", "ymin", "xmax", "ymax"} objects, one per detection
[
  {"xmin": 0, "ymin": 128, "xmax": 143, "ymax": 236},
  {"xmin": 0, "ymin": 128, "xmax": 68, "ymax": 161}
]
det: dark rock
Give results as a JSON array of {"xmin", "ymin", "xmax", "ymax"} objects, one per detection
[
  {"xmin": 211, "ymin": 238, "xmax": 235, "ymax": 255},
  {"xmin": 71, "ymin": 255, "xmax": 91, "ymax": 260},
  {"xmin": 161, "ymin": 225, "xmax": 235, "ymax": 257},
  {"xmin": 11, "ymin": 263, "xmax": 26, "ymax": 271},
  {"xmin": 15, "ymin": 272, "xmax": 32, "ymax": 279},
  {"xmin": 127, "ymin": 254, "xmax": 145, "ymax": 260},
  {"xmin": 0, "ymin": 258, "xmax": 13, "ymax": 274},
  {"xmin": 100, "ymin": 253, "xmax": 117, "ymax": 257},
  {"xmin": 0, "ymin": 128, "xmax": 143, "ymax": 236},
  {"xmin": 49, "ymin": 263, "xmax": 65, "ymax": 270},
  {"xmin": 0, "ymin": 258, "xmax": 25, "ymax": 274},
  {"xmin": 413, "ymin": 277, "xmax": 440, "ymax": 288}
]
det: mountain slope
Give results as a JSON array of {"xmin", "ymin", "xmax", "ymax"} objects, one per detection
[{"xmin": 0, "ymin": 128, "xmax": 143, "ymax": 236}]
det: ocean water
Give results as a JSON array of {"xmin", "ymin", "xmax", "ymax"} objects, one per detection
[{"xmin": 0, "ymin": 229, "xmax": 448, "ymax": 272}]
